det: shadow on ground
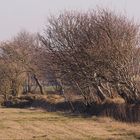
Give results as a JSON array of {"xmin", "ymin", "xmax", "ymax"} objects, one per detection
[{"xmin": 3, "ymin": 95, "xmax": 140, "ymax": 122}]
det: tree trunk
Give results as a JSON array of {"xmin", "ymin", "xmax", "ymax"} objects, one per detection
[
  {"xmin": 27, "ymin": 73, "xmax": 31, "ymax": 93},
  {"xmin": 95, "ymin": 85, "xmax": 107, "ymax": 102},
  {"xmin": 11, "ymin": 80, "xmax": 17, "ymax": 96},
  {"xmin": 116, "ymin": 83, "xmax": 140, "ymax": 104},
  {"xmin": 33, "ymin": 74, "xmax": 44, "ymax": 95}
]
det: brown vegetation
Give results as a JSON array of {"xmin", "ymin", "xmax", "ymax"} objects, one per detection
[
  {"xmin": 0, "ymin": 108, "xmax": 139, "ymax": 140},
  {"xmin": 40, "ymin": 9, "xmax": 140, "ymax": 106},
  {"xmin": 0, "ymin": 9, "xmax": 139, "ymax": 140},
  {"xmin": 2, "ymin": 93, "xmax": 140, "ymax": 122}
]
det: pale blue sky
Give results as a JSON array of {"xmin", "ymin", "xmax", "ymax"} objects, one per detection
[{"xmin": 0, "ymin": 0, "xmax": 140, "ymax": 41}]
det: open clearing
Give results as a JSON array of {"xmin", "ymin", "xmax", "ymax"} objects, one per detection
[{"xmin": 0, "ymin": 108, "xmax": 139, "ymax": 140}]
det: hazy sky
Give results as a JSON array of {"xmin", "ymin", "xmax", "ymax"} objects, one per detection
[{"xmin": 0, "ymin": 0, "xmax": 140, "ymax": 41}]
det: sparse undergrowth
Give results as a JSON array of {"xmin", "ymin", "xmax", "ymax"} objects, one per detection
[{"xmin": 3, "ymin": 94, "xmax": 140, "ymax": 122}]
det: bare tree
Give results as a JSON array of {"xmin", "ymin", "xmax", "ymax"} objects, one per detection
[
  {"xmin": 0, "ymin": 31, "xmax": 45, "ymax": 100},
  {"xmin": 40, "ymin": 9, "xmax": 140, "ymax": 106}
]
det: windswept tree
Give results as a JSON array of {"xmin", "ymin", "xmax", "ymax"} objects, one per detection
[{"xmin": 40, "ymin": 9, "xmax": 140, "ymax": 106}]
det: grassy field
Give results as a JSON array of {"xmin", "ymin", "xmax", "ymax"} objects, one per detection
[{"xmin": 0, "ymin": 108, "xmax": 139, "ymax": 140}]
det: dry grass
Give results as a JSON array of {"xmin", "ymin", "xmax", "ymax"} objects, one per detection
[{"xmin": 0, "ymin": 108, "xmax": 139, "ymax": 140}]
